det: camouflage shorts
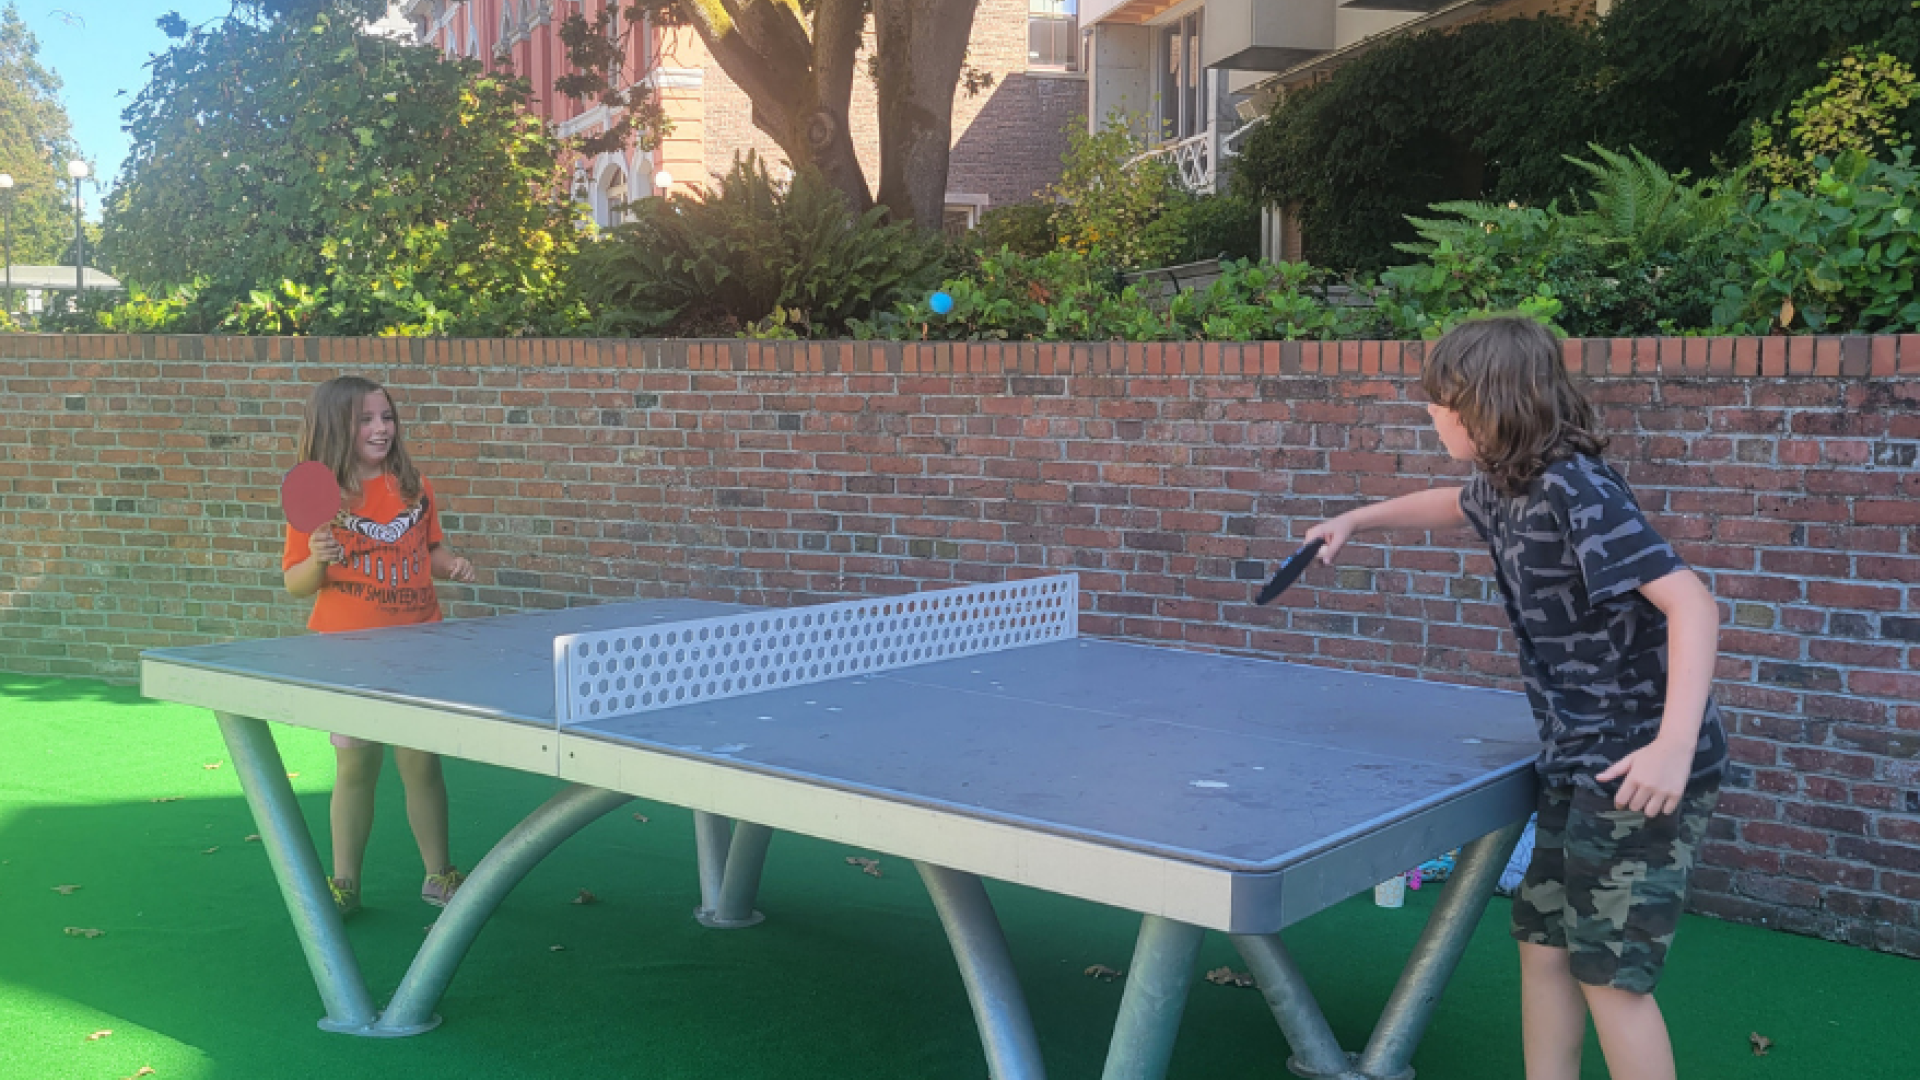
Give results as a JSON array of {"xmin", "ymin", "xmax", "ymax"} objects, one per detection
[{"xmin": 1509, "ymin": 782, "xmax": 1719, "ymax": 994}]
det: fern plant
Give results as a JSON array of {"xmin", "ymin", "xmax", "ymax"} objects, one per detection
[
  {"xmin": 573, "ymin": 152, "xmax": 945, "ymax": 337},
  {"xmin": 1566, "ymin": 145, "xmax": 1740, "ymax": 261}
]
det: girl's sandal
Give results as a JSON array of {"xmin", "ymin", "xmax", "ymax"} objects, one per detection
[
  {"xmin": 328, "ymin": 876, "xmax": 362, "ymax": 920},
  {"xmin": 422, "ymin": 867, "xmax": 465, "ymax": 908}
]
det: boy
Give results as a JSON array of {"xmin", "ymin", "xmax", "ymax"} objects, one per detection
[{"xmin": 1305, "ymin": 317, "xmax": 1727, "ymax": 1080}]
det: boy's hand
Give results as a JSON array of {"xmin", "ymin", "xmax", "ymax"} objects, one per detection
[
  {"xmin": 443, "ymin": 556, "xmax": 476, "ymax": 583},
  {"xmin": 1596, "ymin": 739, "xmax": 1693, "ymax": 817},
  {"xmin": 1303, "ymin": 516, "xmax": 1356, "ymax": 565}
]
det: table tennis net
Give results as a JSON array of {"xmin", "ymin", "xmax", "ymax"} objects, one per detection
[{"xmin": 553, "ymin": 574, "xmax": 1079, "ymax": 724}]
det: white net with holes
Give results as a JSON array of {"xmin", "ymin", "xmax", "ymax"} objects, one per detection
[{"xmin": 552, "ymin": 574, "xmax": 1079, "ymax": 724}]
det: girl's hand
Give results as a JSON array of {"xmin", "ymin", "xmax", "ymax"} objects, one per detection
[
  {"xmin": 1303, "ymin": 515, "xmax": 1356, "ymax": 566},
  {"xmin": 443, "ymin": 556, "xmax": 476, "ymax": 584},
  {"xmin": 1595, "ymin": 738, "xmax": 1693, "ymax": 817},
  {"xmin": 308, "ymin": 525, "xmax": 344, "ymax": 565}
]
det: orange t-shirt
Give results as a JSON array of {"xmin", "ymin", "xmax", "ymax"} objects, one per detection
[{"xmin": 282, "ymin": 473, "xmax": 445, "ymax": 633}]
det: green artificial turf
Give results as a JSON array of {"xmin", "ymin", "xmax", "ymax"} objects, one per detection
[{"xmin": 2, "ymin": 674, "xmax": 1915, "ymax": 1080}]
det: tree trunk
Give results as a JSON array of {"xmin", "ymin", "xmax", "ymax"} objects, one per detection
[
  {"xmin": 680, "ymin": 0, "xmax": 871, "ymax": 210},
  {"xmin": 872, "ymin": 0, "xmax": 979, "ymax": 229}
]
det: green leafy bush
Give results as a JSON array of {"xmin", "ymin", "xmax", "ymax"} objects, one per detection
[
  {"xmin": 104, "ymin": 0, "xmax": 581, "ymax": 336},
  {"xmin": 1047, "ymin": 113, "xmax": 1192, "ymax": 271},
  {"xmin": 574, "ymin": 154, "xmax": 944, "ymax": 338},
  {"xmin": 1167, "ymin": 194, "xmax": 1262, "ymax": 265},
  {"xmin": 1750, "ymin": 50, "xmax": 1919, "ymax": 190},
  {"xmin": 1712, "ymin": 148, "xmax": 1920, "ymax": 334},
  {"xmin": 1233, "ymin": 15, "xmax": 1611, "ymax": 273},
  {"xmin": 1377, "ymin": 147, "xmax": 1737, "ymax": 337},
  {"xmin": 970, "ymin": 202, "xmax": 1057, "ymax": 258},
  {"xmin": 1166, "ymin": 260, "xmax": 1371, "ymax": 341}
]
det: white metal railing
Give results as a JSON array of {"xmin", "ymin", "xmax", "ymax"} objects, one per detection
[{"xmin": 1129, "ymin": 116, "xmax": 1265, "ymax": 195}]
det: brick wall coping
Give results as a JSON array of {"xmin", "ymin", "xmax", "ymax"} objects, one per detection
[{"xmin": 6, "ymin": 333, "xmax": 1920, "ymax": 379}]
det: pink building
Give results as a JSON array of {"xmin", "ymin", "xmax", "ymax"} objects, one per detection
[{"xmin": 397, "ymin": 0, "xmax": 1086, "ymax": 230}]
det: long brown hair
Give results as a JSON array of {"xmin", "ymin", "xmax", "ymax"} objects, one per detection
[
  {"xmin": 295, "ymin": 375, "xmax": 424, "ymax": 503},
  {"xmin": 1420, "ymin": 316, "xmax": 1607, "ymax": 497}
]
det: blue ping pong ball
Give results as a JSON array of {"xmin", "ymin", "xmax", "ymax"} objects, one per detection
[{"xmin": 929, "ymin": 291, "xmax": 954, "ymax": 315}]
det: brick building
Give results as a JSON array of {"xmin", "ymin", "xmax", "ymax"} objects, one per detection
[{"xmin": 396, "ymin": 0, "xmax": 1086, "ymax": 229}]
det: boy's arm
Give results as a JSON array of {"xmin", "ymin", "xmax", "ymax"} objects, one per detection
[
  {"xmin": 1305, "ymin": 487, "xmax": 1468, "ymax": 563},
  {"xmin": 1596, "ymin": 567, "xmax": 1720, "ymax": 816}
]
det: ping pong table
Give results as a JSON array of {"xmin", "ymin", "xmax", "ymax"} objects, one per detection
[{"xmin": 140, "ymin": 574, "xmax": 1536, "ymax": 1080}]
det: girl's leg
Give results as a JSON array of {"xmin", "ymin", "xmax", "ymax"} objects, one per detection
[
  {"xmin": 1582, "ymin": 983, "xmax": 1676, "ymax": 1080},
  {"xmin": 330, "ymin": 742, "xmax": 386, "ymax": 884},
  {"xmin": 1518, "ymin": 941, "xmax": 1588, "ymax": 1080},
  {"xmin": 392, "ymin": 747, "xmax": 453, "ymax": 874}
]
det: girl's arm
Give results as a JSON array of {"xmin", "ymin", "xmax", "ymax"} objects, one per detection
[
  {"xmin": 1305, "ymin": 487, "xmax": 1469, "ymax": 564},
  {"xmin": 430, "ymin": 543, "xmax": 476, "ymax": 583},
  {"xmin": 1597, "ymin": 567, "xmax": 1720, "ymax": 816},
  {"xmin": 284, "ymin": 525, "xmax": 343, "ymax": 599}
]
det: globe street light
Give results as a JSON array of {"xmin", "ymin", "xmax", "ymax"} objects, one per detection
[
  {"xmin": 67, "ymin": 159, "xmax": 89, "ymax": 298},
  {"xmin": 653, "ymin": 169, "xmax": 673, "ymax": 195},
  {"xmin": 0, "ymin": 173, "xmax": 13, "ymax": 316}
]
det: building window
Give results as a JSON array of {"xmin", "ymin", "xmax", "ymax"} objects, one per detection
[
  {"xmin": 1029, "ymin": 0, "xmax": 1078, "ymax": 72},
  {"xmin": 602, "ymin": 165, "xmax": 630, "ymax": 226},
  {"xmin": 1154, "ymin": 11, "xmax": 1204, "ymax": 143}
]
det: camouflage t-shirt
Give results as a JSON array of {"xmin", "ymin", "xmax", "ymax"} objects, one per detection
[{"xmin": 1459, "ymin": 454, "xmax": 1728, "ymax": 795}]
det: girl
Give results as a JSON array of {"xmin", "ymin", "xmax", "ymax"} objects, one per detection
[
  {"xmin": 1306, "ymin": 317, "xmax": 1726, "ymax": 1080},
  {"xmin": 282, "ymin": 375, "xmax": 478, "ymax": 919}
]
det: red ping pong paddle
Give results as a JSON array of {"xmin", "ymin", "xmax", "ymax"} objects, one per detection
[
  {"xmin": 281, "ymin": 461, "xmax": 344, "ymax": 534},
  {"xmin": 1254, "ymin": 537, "xmax": 1325, "ymax": 605}
]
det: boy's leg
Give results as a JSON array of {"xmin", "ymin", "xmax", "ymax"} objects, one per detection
[
  {"xmin": 393, "ymin": 747, "xmax": 452, "ymax": 875},
  {"xmin": 1581, "ymin": 983, "xmax": 1674, "ymax": 1080},
  {"xmin": 1563, "ymin": 784, "xmax": 1719, "ymax": 1080},
  {"xmin": 1518, "ymin": 942, "xmax": 1588, "ymax": 1080},
  {"xmin": 1510, "ymin": 786, "xmax": 1586, "ymax": 1080},
  {"xmin": 330, "ymin": 741, "xmax": 385, "ymax": 883}
]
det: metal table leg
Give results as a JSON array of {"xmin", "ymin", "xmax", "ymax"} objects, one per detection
[
  {"xmin": 692, "ymin": 811, "xmax": 732, "ymax": 916},
  {"xmin": 699, "ymin": 820, "xmax": 772, "ymax": 928},
  {"xmin": 1100, "ymin": 915, "xmax": 1204, "ymax": 1080},
  {"xmin": 215, "ymin": 712, "xmax": 378, "ymax": 1033},
  {"xmin": 375, "ymin": 784, "xmax": 633, "ymax": 1035},
  {"xmin": 1352, "ymin": 822, "xmax": 1523, "ymax": 1080},
  {"xmin": 1229, "ymin": 933, "xmax": 1360, "ymax": 1079},
  {"xmin": 916, "ymin": 862, "xmax": 1047, "ymax": 1080}
]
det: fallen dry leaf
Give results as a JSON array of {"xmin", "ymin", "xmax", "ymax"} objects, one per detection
[
  {"xmin": 571, "ymin": 888, "xmax": 599, "ymax": 906},
  {"xmin": 85, "ymin": 1030, "xmax": 112, "ymax": 1041},
  {"xmin": 632, "ymin": 813, "xmax": 649, "ymax": 823},
  {"xmin": 286, "ymin": 772, "xmax": 300, "ymax": 779},
  {"xmin": 124, "ymin": 1069, "xmax": 155, "ymax": 1080},
  {"xmin": 149, "ymin": 797, "xmax": 181, "ymax": 804},
  {"xmin": 243, "ymin": 835, "xmax": 261, "ymax": 843},
  {"xmin": 1204, "ymin": 966, "xmax": 1256, "ymax": 988},
  {"xmin": 202, "ymin": 847, "xmax": 220, "ymax": 855},
  {"xmin": 203, "ymin": 762, "xmax": 222, "ymax": 770},
  {"xmin": 52, "ymin": 885, "xmax": 82, "ymax": 895},
  {"xmin": 63, "ymin": 927, "xmax": 106, "ymax": 939},
  {"xmin": 549, "ymin": 944, "xmax": 566, "ymax": 952},
  {"xmin": 1750, "ymin": 1032, "xmax": 1773, "ymax": 1057},
  {"xmin": 845, "ymin": 856, "xmax": 883, "ymax": 878},
  {"xmin": 1083, "ymin": 964, "xmax": 1122, "ymax": 982}
]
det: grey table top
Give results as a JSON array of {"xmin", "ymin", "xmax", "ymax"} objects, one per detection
[{"xmin": 144, "ymin": 599, "xmax": 1539, "ymax": 877}]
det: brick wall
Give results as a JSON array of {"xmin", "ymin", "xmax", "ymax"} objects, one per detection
[
  {"xmin": 2, "ymin": 333, "xmax": 1917, "ymax": 957},
  {"xmin": 696, "ymin": 0, "xmax": 1083, "ymax": 206}
]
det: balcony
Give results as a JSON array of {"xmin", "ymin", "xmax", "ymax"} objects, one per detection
[{"xmin": 1130, "ymin": 117, "xmax": 1263, "ymax": 195}]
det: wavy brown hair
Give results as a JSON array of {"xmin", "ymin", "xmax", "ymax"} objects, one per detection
[
  {"xmin": 295, "ymin": 375, "xmax": 423, "ymax": 503},
  {"xmin": 1420, "ymin": 317, "xmax": 1607, "ymax": 497}
]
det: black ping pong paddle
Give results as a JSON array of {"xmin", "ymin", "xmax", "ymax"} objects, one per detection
[{"xmin": 1254, "ymin": 538, "xmax": 1325, "ymax": 605}]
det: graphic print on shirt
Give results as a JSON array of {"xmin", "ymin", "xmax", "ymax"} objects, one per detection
[{"xmin": 330, "ymin": 496, "xmax": 436, "ymax": 617}]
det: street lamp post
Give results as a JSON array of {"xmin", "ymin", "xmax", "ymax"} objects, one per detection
[
  {"xmin": 0, "ymin": 173, "xmax": 13, "ymax": 316},
  {"xmin": 68, "ymin": 159, "xmax": 89, "ymax": 299}
]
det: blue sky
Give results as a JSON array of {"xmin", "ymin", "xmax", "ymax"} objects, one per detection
[{"xmin": 22, "ymin": 1, "xmax": 234, "ymax": 214}]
